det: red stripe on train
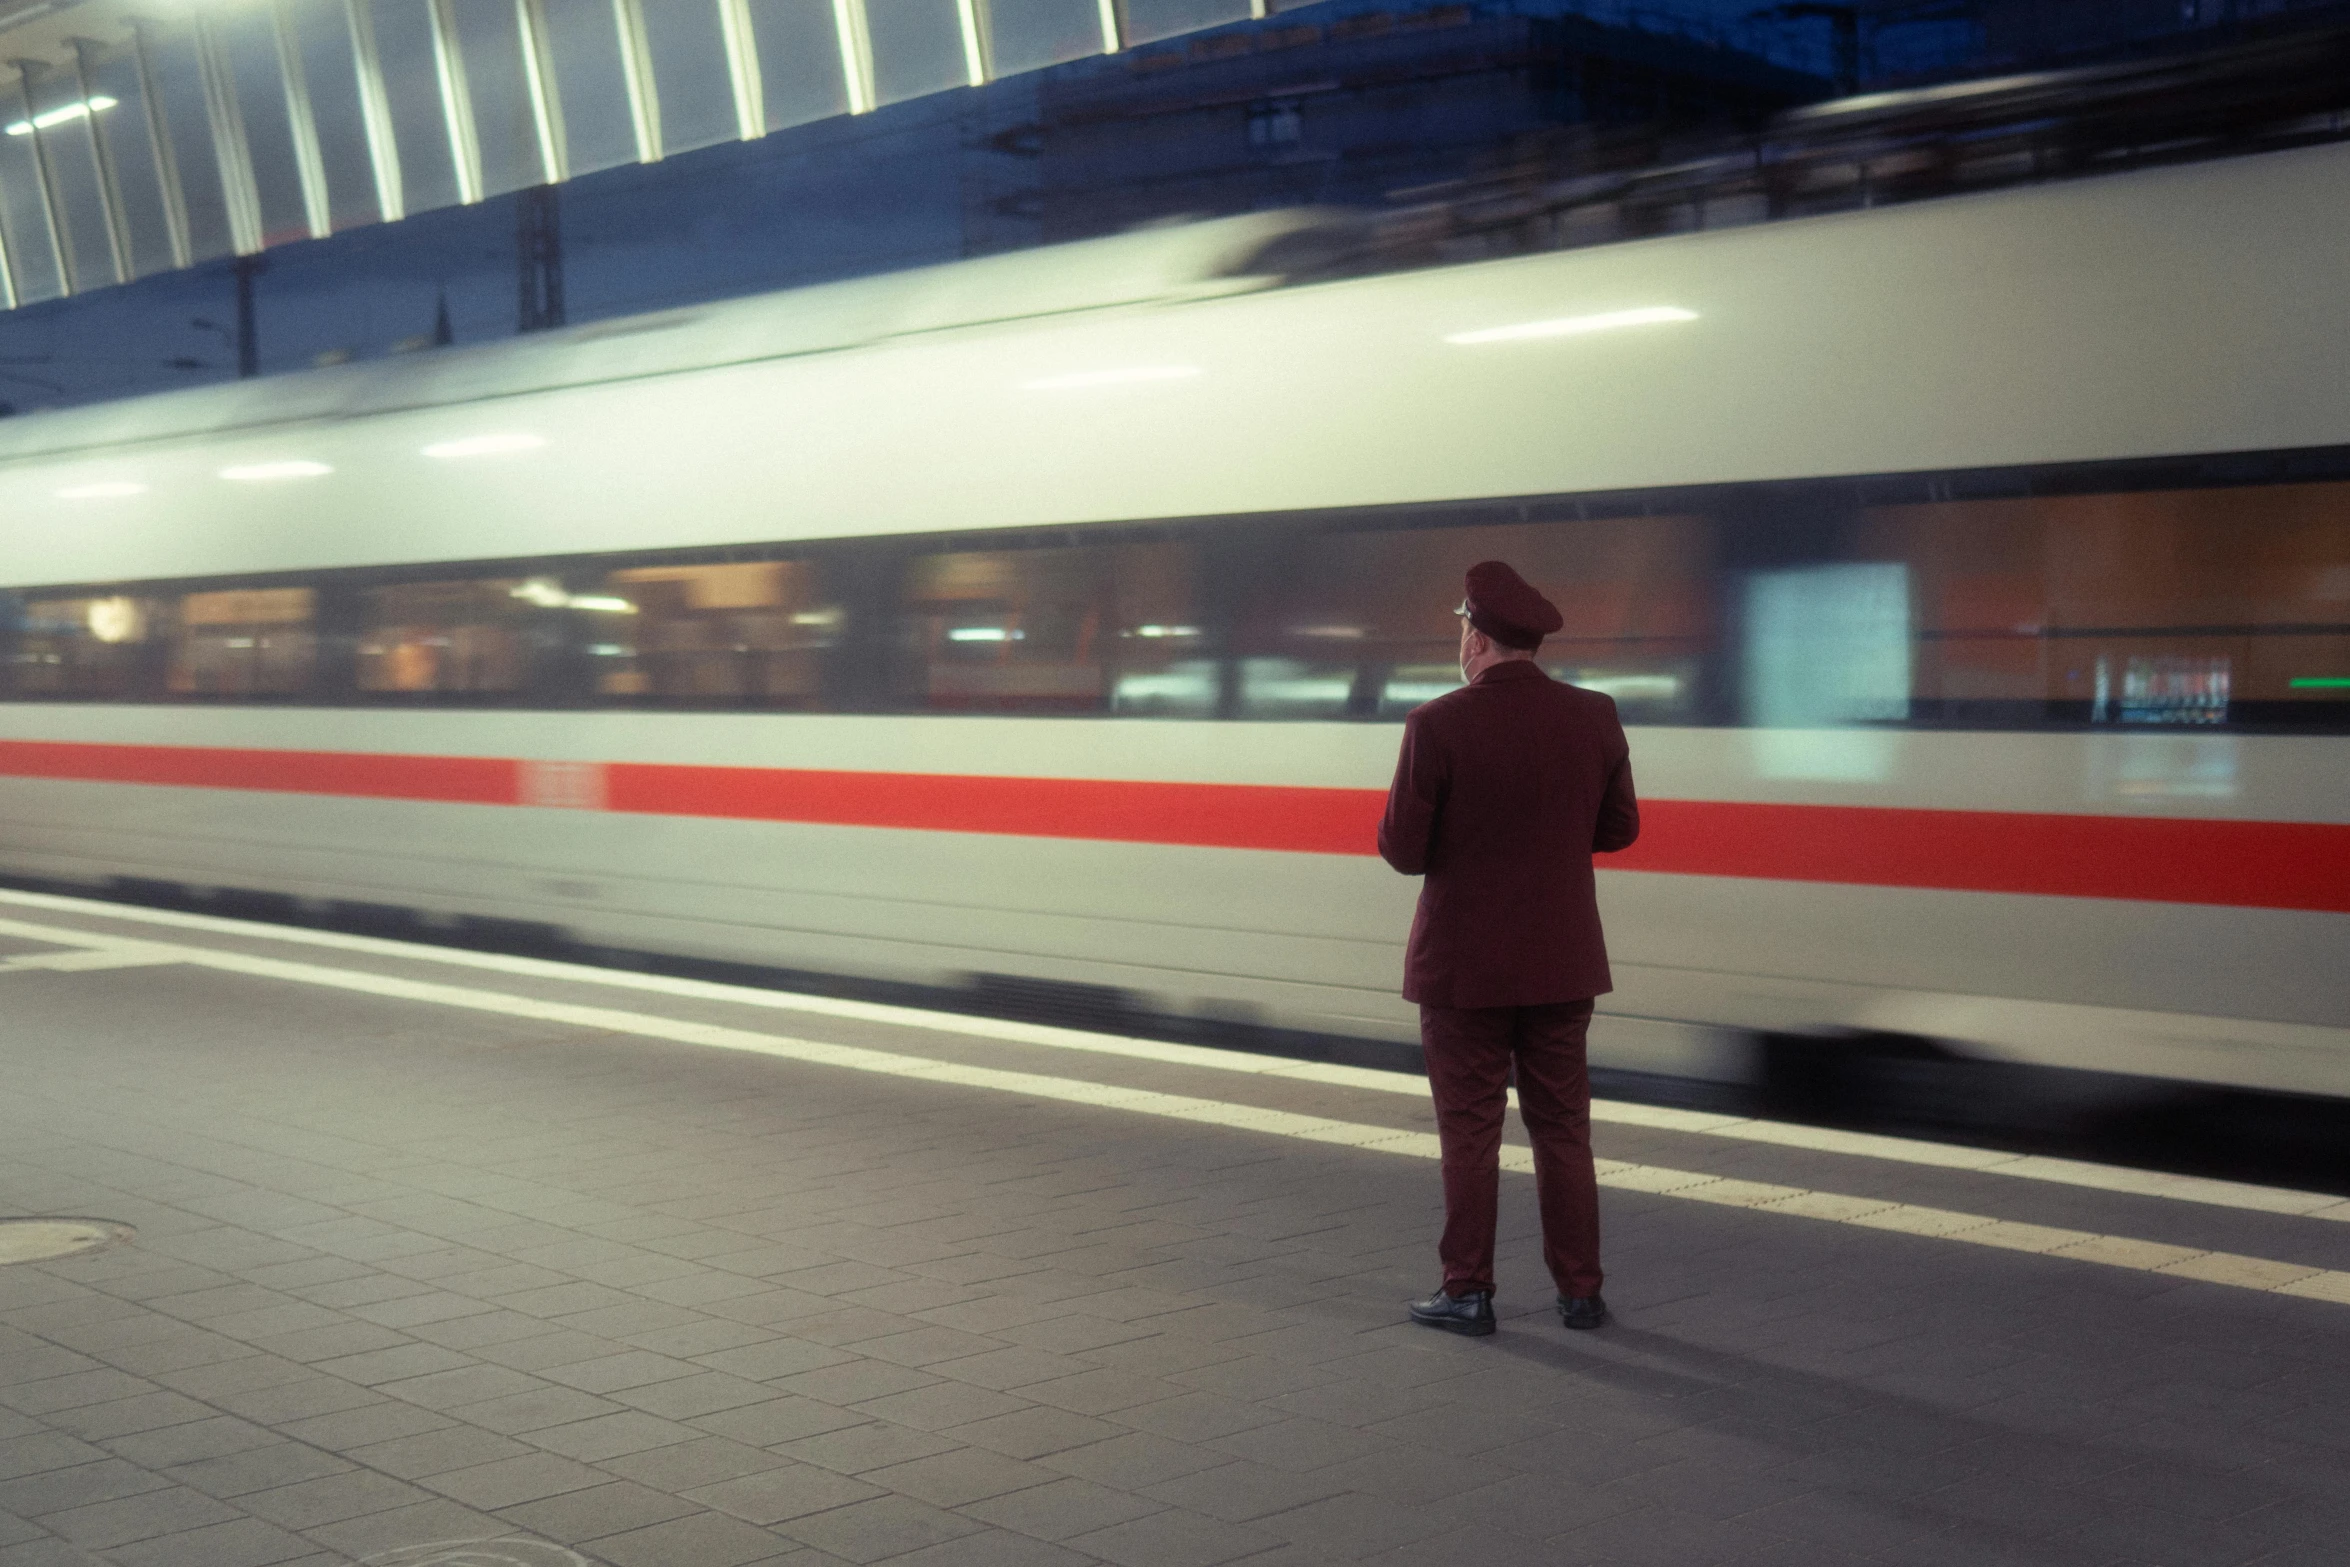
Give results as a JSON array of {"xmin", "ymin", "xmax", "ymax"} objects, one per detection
[
  {"xmin": 0, "ymin": 739, "xmax": 516, "ymax": 804},
  {"xmin": 1619, "ymin": 800, "xmax": 2349, "ymax": 914},
  {"xmin": 2, "ymin": 739, "xmax": 2345, "ymax": 914},
  {"xmin": 604, "ymin": 763, "xmax": 1378, "ymax": 855}
]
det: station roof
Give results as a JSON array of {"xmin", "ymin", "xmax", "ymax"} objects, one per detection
[{"xmin": 0, "ymin": 0, "xmax": 1323, "ymax": 311}]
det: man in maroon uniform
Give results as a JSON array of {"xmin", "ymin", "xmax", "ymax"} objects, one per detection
[{"xmin": 1378, "ymin": 560, "xmax": 1641, "ymax": 1335}]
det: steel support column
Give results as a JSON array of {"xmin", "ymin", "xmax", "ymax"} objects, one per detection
[
  {"xmin": 832, "ymin": 0, "xmax": 875, "ymax": 115},
  {"xmin": 345, "ymin": 0, "xmax": 405, "ymax": 223},
  {"xmin": 128, "ymin": 22, "xmax": 193, "ymax": 268},
  {"xmin": 717, "ymin": 0, "xmax": 765, "ymax": 141},
  {"xmin": 271, "ymin": 1, "xmax": 333, "ymax": 238},
  {"xmin": 611, "ymin": 0, "xmax": 661, "ymax": 161},
  {"xmin": 956, "ymin": 0, "xmax": 992, "ymax": 88},
  {"xmin": 427, "ymin": 0, "xmax": 484, "ymax": 203},
  {"xmin": 70, "ymin": 37, "xmax": 135, "ymax": 282},
  {"xmin": 192, "ymin": 15, "xmax": 264, "ymax": 254},
  {"xmin": 515, "ymin": 0, "xmax": 566, "ymax": 184},
  {"xmin": 8, "ymin": 60, "xmax": 75, "ymax": 292}
]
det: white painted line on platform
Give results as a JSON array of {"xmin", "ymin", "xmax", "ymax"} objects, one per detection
[
  {"xmin": 0, "ymin": 945, "xmax": 182, "ymax": 973},
  {"xmin": 2, "ymin": 888, "xmax": 2343, "ymax": 1226},
  {"xmin": 2, "ymin": 902, "xmax": 2347, "ymax": 1309}
]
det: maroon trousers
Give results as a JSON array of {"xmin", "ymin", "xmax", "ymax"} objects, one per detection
[{"xmin": 1420, "ymin": 999, "xmax": 1602, "ymax": 1300}]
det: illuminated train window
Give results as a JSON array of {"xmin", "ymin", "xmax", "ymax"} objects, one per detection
[
  {"xmin": 3, "ymin": 595, "xmax": 159, "ymax": 697},
  {"xmin": 171, "ymin": 588, "xmax": 316, "ymax": 697},
  {"xmin": 1867, "ymin": 484, "xmax": 2350, "ymax": 728},
  {"xmin": 1228, "ymin": 514, "xmax": 1712, "ymax": 722},
  {"xmin": 3, "ymin": 456, "xmax": 2345, "ymax": 727},
  {"xmin": 895, "ymin": 541, "xmax": 1210, "ymax": 716},
  {"xmin": 597, "ymin": 562, "xmax": 836, "ymax": 706},
  {"xmin": 358, "ymin": 579, "xmax": 550, "ymax": 695}
]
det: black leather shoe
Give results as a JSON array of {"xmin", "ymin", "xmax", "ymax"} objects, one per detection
[
  {"xmin": 1558, "ymin": 1294, "xmax": 1607, "ymax": 1330},
  {"xmin": 1407, "ymin": 1289, "xmax": 1495, "ymax": 1336}
]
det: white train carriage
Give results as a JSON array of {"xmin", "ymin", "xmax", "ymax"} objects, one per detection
[{"xmin": 1, "ymin": 139, "xmax": 2346, "ymax": 1096}]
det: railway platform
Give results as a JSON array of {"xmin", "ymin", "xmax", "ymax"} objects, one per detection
[{"xmin": 0, "ymin": 889, "xmax": 2346, "ymax": 1567}]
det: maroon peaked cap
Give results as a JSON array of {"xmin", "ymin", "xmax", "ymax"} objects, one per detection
[{"xmin": 1461, "ymin": 560, "xmax": 1564, "ymax": 650}]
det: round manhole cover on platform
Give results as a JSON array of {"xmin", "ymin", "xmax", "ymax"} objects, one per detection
[{"xmin": 0, "ymin": 1218, "xmax": 134, "ymax": 1265}]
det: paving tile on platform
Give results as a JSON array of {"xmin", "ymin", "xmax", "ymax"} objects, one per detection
[
  {"xmin": 39, "ymin": 1485, "xmax": 242, "ymax": 1551},
  {"xmin": 494, "ymin": 1478, "xmax": 700, "ymax": 1543},
  {"xmin": 273, "ymin": 1401, "xmax": 452, "ymax": 1454},
  {"xmin": 1064, "ymin": 1505, "xmax": 1278, "ymax": 1567},
  {"xmin": 237, "ymin": 1469, "xmax": 437, "ymax": 1530},
  {"xmin": 162, "ymin": 1441, "xmax": 352, "ymax": 1500},
  {"xmin": 599, "ymin": 1434, "xmax": 791, "ymax": 1492},
  {"xmin": 419, "ymin": 1451, "xmax": 612, "ymax": 1510},
  {"xmin": 945, "ymin": 1405, "xmax": 1124, "ymax": 1460},
  {"xmin": 345, "ymin": 1426, "xmax": 533, "ymax": 1481},
  {"xmin": 775, "ymin": 1494, "xmax": 983, "ymax": 1564},
  {"xmin": 685, "ymin": 1464, "xmax": 884, "ymax": 1526},
  {"xmin": 0, "ymin": 1458, "xmax": 170, "ymax": 1517},
  {"xmin": 98, "ymin": 1515, "xmax": 319, "ymax": 1567},
  {"xmin": 589, "ymin": 1508, "xmax": 792, "ymax": 1567},
  {"xmin": 859, "ymin": 1446, "xmax": 1057, "ymax": 1508},
  {"xmin": 522, "ymin": 1411, "xmax": 701, "ymax": 1463},
  {"xmin": 106, "ymin": 1414, "xmax": 283, "ymax": 1469}
]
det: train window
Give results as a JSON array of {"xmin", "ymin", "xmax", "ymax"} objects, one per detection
[
  {"xmin": 2, "ymin": 594, "xmax": 161, "ymax": 698},
  {"xmin": 357, "ymin": 578, "xmax": 553, "ymax": 695},
  {"xmin": 1862, "ymin": 483, "xmax": 2350, "ymax": 727},
  {"xmin": 1741, "ymin": 563, "xmax": 1912, "ymax": 729},
  {"xmin": 1109, "ymin": 542, "xmax": 1216, "ymax": 717},
  {"xmin": 7, "ymin": 465, "xmax": 2344, "ymax": 731},
  {"xmin": 169, "ymin": 588, "xmax": 317, "ymax": 697},
  {"xmin": 894, "ymin": 541, "xmax": 1211, "ymax": 715},
  {"xmin": 591, "ymin": 561, "xmax": 837, "ymax": 706},
  {"xmin": 1235, "ymin": 515, "xmax": 1714, "ymax": 721}
]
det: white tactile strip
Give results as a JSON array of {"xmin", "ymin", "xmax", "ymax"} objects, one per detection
[
  {"xmin": 2, "ymin": 895, "xmax": 2348, "ymax": 1307},
  {"xmin": 2, "ymin": 888, "xmax": 2344, "ymax": 1224}
]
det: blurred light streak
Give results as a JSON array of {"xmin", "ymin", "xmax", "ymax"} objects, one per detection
[
  {"xmin": 1444, "ymin": 306, "xmax": 1698, "ymax": 345},
  {"xmin": 219, "ymin": 461, "xmax": 333, "ymax": 481},
  {"xmin": 422, "ymin": 433, "xmax": 547, "ymax": 459},
  {"xmin": 4, "ymin": 96, "xmax": 116, "ymax": 136}
]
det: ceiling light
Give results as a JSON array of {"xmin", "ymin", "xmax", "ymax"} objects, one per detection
[
  {"xmin": 55, "ymin": 481, "xmax": 147, "ymax": 500},
  {"xmin": 1444, "ymin": 307, "xmax": 1698, "ymax": 345},
  {"xmin": 422, "ymin": 433, "xmax": 547, "ymax": 459},
  {"xmin": 1019, "ymin": 365, "xmax": 1202, "ymax": 391},
  {"xmin": 86, "ymin": 598, "xmax": 144, "ymax": 644},
  {"xmin": 220, "ymin": 460, "xmax": 333, "ymax": 482},
  {"xmin": 3, "ymin": 96, "xmax": 116, "ymax": 137}
]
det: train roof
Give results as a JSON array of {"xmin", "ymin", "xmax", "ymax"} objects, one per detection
[
  {"xmin": 0, "ymin": 210, "xmax": 1355, "ymax": 465},
  {"xmin": 4, "ymin": 134, "xmax": 2349, "ymax": 590}
]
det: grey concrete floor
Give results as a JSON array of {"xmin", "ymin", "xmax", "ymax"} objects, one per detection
[{"xmin": 1, "ymin": 899, "xmax": 2347, "ymax": 1567}]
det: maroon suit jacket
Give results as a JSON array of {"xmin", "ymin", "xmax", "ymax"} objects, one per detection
[{"xmin": 1377, "ymin": 660, "xmax": 1640, "ymax": 1007}]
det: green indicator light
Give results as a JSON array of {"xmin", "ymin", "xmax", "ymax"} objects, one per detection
[{"xmin": 2289, "ymin": 677, "xmax": 2350, "ymax": 689}]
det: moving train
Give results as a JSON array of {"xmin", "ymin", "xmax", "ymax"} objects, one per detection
[{"xmin": 2, "ymin": 134, "xmax": 2346, "ymax": 1102}]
